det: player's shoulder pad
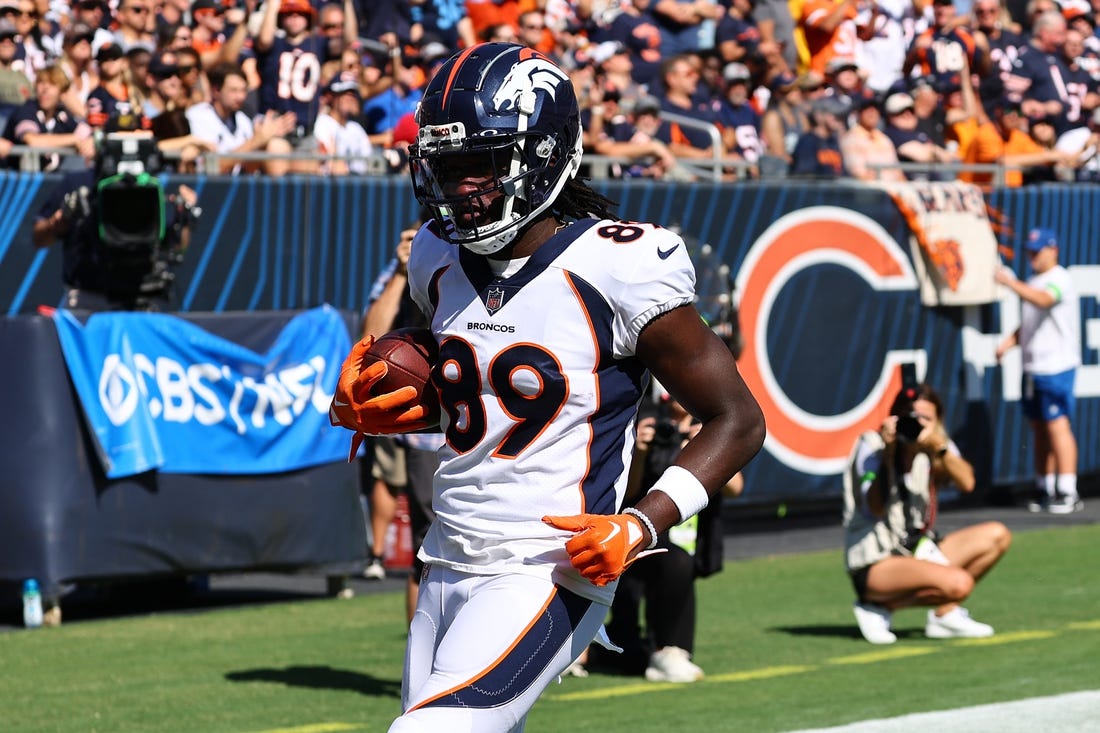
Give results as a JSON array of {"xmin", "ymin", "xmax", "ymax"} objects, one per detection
[{"xmin": 565, "ymin": 218, "xmax": 695, "ymax": 294}]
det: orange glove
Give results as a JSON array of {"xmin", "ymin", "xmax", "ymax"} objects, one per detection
[
  {"xmin": 542, "ymin": 513, "xmax": 647, "ymax": 586},
  {"xmin": 329, "ymin": 337, "xmax": 431, "ymax": 458}
]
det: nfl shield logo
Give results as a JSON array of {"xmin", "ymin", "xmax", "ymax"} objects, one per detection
[{"xmin": 485, "ymin": 287, "xmax": 505, "ymax": 314}]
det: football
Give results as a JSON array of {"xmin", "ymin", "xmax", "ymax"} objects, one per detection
[{"xmin": 361, "ymin": 327, "xmax": 441, "ymax": 426}]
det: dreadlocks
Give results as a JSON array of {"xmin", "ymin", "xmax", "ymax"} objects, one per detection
[{"xmin": 550, "ymin": 177, "xmax": 619, "ymax": 222}]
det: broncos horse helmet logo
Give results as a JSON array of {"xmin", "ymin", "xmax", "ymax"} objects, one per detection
[{"xmin": 491, "ymin": 56, "xmax": 568, "ymax": 115}]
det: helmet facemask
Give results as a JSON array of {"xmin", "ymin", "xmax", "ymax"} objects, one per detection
[{"xmin": 410, "ymin": 120, "xmax": 580, "ymax": 255}]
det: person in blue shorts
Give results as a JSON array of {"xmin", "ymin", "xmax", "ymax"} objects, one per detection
[{"xmin": 995, "ymin": 228, "xmax": 1083, "ymax": 514}]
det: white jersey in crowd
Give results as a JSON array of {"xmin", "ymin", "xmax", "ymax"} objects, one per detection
[
  {"xmin": 407, "ymin": 218, "xmax": 695, "ymax": 606},
  {"xmin": 313, "ymin": 112, "xmax": 373, "ymax": 174},
  {"xmin": 1020, "ymin": 264, "xmax": 1081, "ymax": 375},
  {"xmin": 185, "ymin": 102, "xmax": 253, "ymax": 154}
]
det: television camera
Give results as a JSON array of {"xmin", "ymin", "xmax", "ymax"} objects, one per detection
[{"xmin": 61, "ymin": 132, "xmax": 199, "ymax": 308}]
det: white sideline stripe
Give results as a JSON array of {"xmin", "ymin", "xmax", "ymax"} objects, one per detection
[{"xmin": 783, "ymin": 690, "xmax": 1100, "ymax": 733}]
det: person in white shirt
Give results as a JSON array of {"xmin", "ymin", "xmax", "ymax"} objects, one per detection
[
  {"xmin": 184, "ymin": 61, "xmax": 295, "ymax": 175},
  {"xmin": 313, "ymin": 71, "xmax": 373, "ymax": 175},
  {"xmin": 995, "ymin": 228, "xmax": 1083, "ymax": 513}
]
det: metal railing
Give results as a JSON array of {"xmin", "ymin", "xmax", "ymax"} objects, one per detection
[{"xmin": 4, "ymin": 144, "xmax": 1048, "ymax": 186}]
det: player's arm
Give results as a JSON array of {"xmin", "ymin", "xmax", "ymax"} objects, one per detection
[
  {"xmin": 631, "ymin": 305, "xmax": 765, "ymax": 539},
  {"xmin": 545, "ymin": 305, "xmax": 765, "ymax": 585}
]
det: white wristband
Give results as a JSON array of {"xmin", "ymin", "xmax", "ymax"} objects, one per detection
[{"xmin": 647, "ymin": 465, "xmax": 710, "ymax": 522}]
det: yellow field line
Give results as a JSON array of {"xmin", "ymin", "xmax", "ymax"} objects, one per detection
[
  {"xmin": 247, "ymin": 724, "xmax": 363, "ymax": 733},
  {"xmin": 830, "ymin": 646, "xmax": 936, "ymax": 665},
  {"xmin": 545, "ymin": 619, "xmax": 1100, "ymax": 703}
]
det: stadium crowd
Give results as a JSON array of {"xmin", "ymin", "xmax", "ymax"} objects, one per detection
[{"xmin": 2, "ymin": 0, "xmax": 1099, "ymax": 183}]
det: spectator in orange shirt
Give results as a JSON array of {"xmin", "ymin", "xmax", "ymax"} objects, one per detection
[{"xmin": 800, "ymin": 0, "xmax": 875, "ymax": 76}]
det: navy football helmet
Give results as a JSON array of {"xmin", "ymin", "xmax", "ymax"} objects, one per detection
[{"xmin": 409, "ymin": 43, "xmax": 583, "ymax": 255}]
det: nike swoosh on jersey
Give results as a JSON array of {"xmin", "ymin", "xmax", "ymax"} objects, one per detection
[{"xmin": 657, "ymin": 244, "xmax": 680, "ymax": 259}]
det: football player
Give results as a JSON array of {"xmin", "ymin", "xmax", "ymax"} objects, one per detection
[{"xmin": 330, "ymin": 42, "xmax": 765, "ymax": 732}]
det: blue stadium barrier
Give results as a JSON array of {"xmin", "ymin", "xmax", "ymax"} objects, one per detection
[{"xmin": 1, "ymin": 173, "xmax": 1096, "ymax": 506}]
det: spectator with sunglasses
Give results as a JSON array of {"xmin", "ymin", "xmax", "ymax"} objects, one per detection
[
  {"xmin": 111, "ymin": 0, "xmax": 156, "ymax": 53},
  {"xmin": 1, "ymin": 0, "xmax": 47, "ymax": 80}
]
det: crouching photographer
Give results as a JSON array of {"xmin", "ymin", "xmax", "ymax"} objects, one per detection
[
  {"xmin": 32, "ymin": 127, "xmax": 200, "ymax": 312},
  {"xmin": 842, "ymin": 381, "xmax": 1012, "ymax": 644}
]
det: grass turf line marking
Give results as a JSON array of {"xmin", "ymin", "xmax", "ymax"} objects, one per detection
[
  {"xmin": 829, "ymin": 647, "xmax": 936, "ymax": 665},
  {"xmin": 545, "ymin": 618, "xmax": 1100, "ymax": 703},
  {"xmin": 950, "ymin": 630, "xmax": 1057, "ymax": 646},
  {"xmin": 546, "ymin": 665, "xmax": 814, "ymax": 702},
  {"xmin": 247, "ymin": 724, "xmax": 362, "ymax": 733},
  {"xmin": 1067, "ymin": 619, "xmax": 1100, "ymax": 631}
]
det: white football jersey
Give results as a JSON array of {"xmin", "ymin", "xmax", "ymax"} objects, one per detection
[{"xmin": 407, "ymin": 218, "xmax": 696, "ymax": 604}]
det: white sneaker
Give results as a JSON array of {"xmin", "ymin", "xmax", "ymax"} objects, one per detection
[
  {"xmin": 645, "ymin": 646, "xmax": 704, "ymax": 683},
  {"xmin": 362, "ymin": 556, "xmax": 386, "ymax": 580},
  {"xmin": 562, "ymin": 660, "xmax": 589, "ymax": 678},
  {"xmin": 925, "ymin": 607, "xmax": 994, "ymax": 638},
  {"xmin": 853, "ymin": 602, "xmax": 896, "ymax": 644},
  {"xmin": 1047, "ymin": 492, "xmax": 1084, "ymax": 514}
]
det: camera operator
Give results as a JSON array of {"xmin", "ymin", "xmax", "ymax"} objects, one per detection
[
  {"xmin": 584, "ymin": 387, "xmax": 743, "ymax": 683},
  {"xmin": 32, "ymin": 122, "xmax": 199, "ymax": 312},
  {"xmin": 843, "ymin": 382, "xmax": 1012, "ymax": 644}
]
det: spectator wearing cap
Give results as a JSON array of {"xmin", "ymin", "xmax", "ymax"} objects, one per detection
[
  {"xmin": 0, "ymin": 18, "xmax": 29, "ymax": 135},
  {"xmin": 825, "ymin": 56, "xmax": 867, "ymax": 112},
  {"xmin": 57, "ymin": 23, "xmax": 98, "ymax": 119},
  {"xmin": 594, "ymin": 41, "xmax": 644, "ymax": 104},
  {"xmin": 881, "ymin": 91, "xmax": 959, "ymax": 178},
  {"xmin": 192, "ymin": 0, "xmax": 254, "ymax": 89},
  {"xmin": 596, "ymin": 0, "xmax": 662, "ymax": 89},
  {"xmin": 1062, "ymin": 1, "xmax": 1100, "ymax": 54},
  {"xmin": 2, "ymin": 64, "xmax": 95, "ymax": 170},
  {"xmin": 255, "ymin": 0, "xmax": 331, "ymax": 159},
  {"xmin": 760, "ymin": 70, "xmax": 809, "ymax": 174},
  {"xmin": 789, "ymin": 94, "xmax": 848, "ymax": 177},
  {"xmin": 839, "ymin": 90, "xmax": 907, "ymax": 180},
  {"xmin": 360, "ymin": 46, "xmax": 427, "ymax": 149},
  {"xmin": 68, "ymin": 0, "xmax": 115, "ymax": 56},
  {"xmin": 654, "ymin": 53, "xmax": 728, "ymax": 161},
  {"xmin": 907, "ymin": 74, "xmax": 949, "ymax": 145},
  {"xmin": 314, "ymin": 71, "xmax": 372, "ymax": 175},
  {"xmin": 651, "ymin": 0, "xmax": 726, "ymax": 57},
  {"xmin": 85, "ymin": 43, "xmax": 139, "ymax": 128},
  {"xmin": 716, "ymin": 61, "xmax": 763, "ymax": 175},
  {"xmin": 141, "ymin": 49, "xmax": 187, "ymax": 118},
  {"xmin": 586, "ymin": 89, "xmax": 682, "ymax": 180},
  {"xmin": 413, "ymin": 0, "xmax": 475, "ymax": 51},
  {"xmin": 111, "ymin": 0, "xmax": 156, "ymax": 53},
  {"xmin": 904, "ymin": 0, "xmax": 992, "ymax": 87},
  {"xmin": 185, "ymin": 61, "xmax": 296, "ymax": 175},
  {"xmin": 800, "ymin": 0, "xmax": 875, "ymax": 77}
]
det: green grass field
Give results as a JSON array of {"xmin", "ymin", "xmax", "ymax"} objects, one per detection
[{"xmin": 3, "ymin": 524, "xmax": 1098, "ymax": 733}]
